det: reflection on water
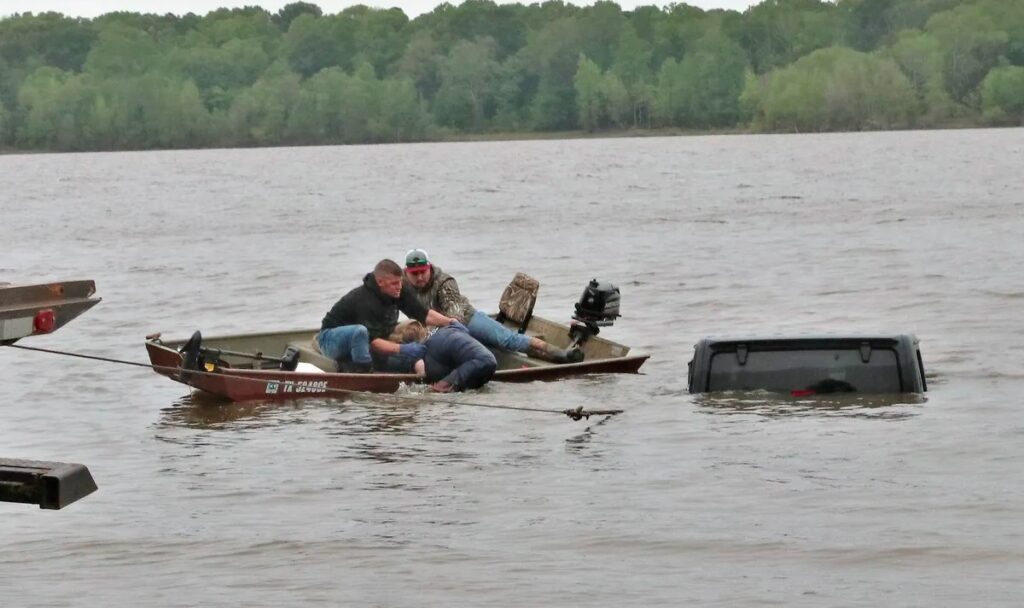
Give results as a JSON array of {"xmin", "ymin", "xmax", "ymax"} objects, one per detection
[
  {"xmin": 153, "ymin": 391, "xmax": 473, "ymax": 465},
  {"xmin": 155, "ymin": 383, "xmax": 439, "ymax": 429},
  {"xmin": 565, "ymin": 413, "xmax": 619, "ymax": 455},
  {"xmin": 156, "ymin": 394, "xmax": 312, "ymax": 428},
  {"xmin": 695, "ymin": 391, "xmax": 926, "ymax": 420}
]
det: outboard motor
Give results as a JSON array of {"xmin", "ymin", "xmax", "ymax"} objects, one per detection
[
  {"xmin": 178, "ymin": 330, "xmax": 204, "ymax": 381},
  {"xmin": 569, "ymin": 279, "xmax": 621, "ymax": 349}
]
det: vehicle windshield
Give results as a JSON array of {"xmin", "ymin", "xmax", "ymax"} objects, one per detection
[{"xmin": 708, "ymin": 347, "xmax": 902, "ymax": 393}]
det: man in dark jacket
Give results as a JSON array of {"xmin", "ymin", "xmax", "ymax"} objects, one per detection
[
  {"xmin": 318, "ymin": 259, "xmax": 457, "ymax": 372},
  {"xmin": 391, "ymin": 320, "xmax": 497, "ymax": 392}
]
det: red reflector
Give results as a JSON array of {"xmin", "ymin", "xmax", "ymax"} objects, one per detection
[
  {"xmin": 33, "ymin": 309, "xmax": 56, "ymax": 333},
  {"xmin": 791, "ymin": 389, "xmax": 816, "ymax": 397}
]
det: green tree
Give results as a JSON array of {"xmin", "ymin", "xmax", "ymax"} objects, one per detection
[
  {"xmin": 886, "ymin": 29, "xmax": 953, "ymax": 122},
  {"xmin": 0, "ymin": 57, "xmax": 17, "ymax": 111},
  {"xmin": 96, "ymin": 73, "xmax": 212, "ymax": 149},
  {"xmin": 573, "ymin": 54, "xmax": 602, "ymax": 131},
  {"xmin": 490, "ymin": 56, "xmax": 532, "ymax": 130},
  {"xmin": 600, "ymin": 70, "xmax": 631, "ymax": 127},
  {"xmin": 611, "ymin": 26, "xmax": 655, "ymax": 127},
  {"xmin": 170, "ymin": 38, "xmax": 270, "ymax": 110},
  {"xmin": 578, "ymin": 1, "xmax": 626, "ymax": 70},
  {"xmin": 752, "ymin": 46, "xmax": 916, "ymax": 131},
  {"xmin": 415, "ymin": 0, "xmax": 529, "ymax": 60},
  {"xmin": 84, "ymin": 23, "xmax": 160, "ymax": 76},
  {"xmin": 680, "ymin": 33, "xmax": 749, "ymax": 127},
  {"xmin": 374, "ymin": 77, "xmax": 429, "ymax": 141},
  {"xmin": 926, "ymin": 5, "xmax": 1008, "ymax": 106},
  {"xmin": 738, "ymin": 70, "xmax": 763, "ymax": 124},
  {"xmin": 288, "ymin": 65, "xmax": 376, "ymax": 143},
  {"xmin": 432, "ymin": 38, "xmax": 500, "ymax": 130},
  {"xmin": 822, "ymin": 49, "xmax": 918, "ymax": 129},
  {"xmin": 839, "ymin": 0, "xmax": 899, "ymax": 51},
  {"xmin": 0, "ymin": 96, "xmax": 10, "ymax": 145},
  {"xmin": 348, "ymin": 7, "xmax": 409, "ymax": 77},
  {"xmin": 651, "ymin": 3, "xmax": 707, "ymax": 68},
  {"xmin": 981, "ymin": 65, "xmax": 1024, "ymax": 123},
  {"xmin": 521, "ymin": 17, "xmax": 583, "ymax": 130},
  {"xmin": 274, "ymin": 2, "xmax": 322, "ymax": 32},
  {"xmin": 653, "ymin": 57, "xmax": 685, "ymax": 126},
  {"xmin": 16, "ymin": 67, "xmax": 81, "ymax": 148},
  {"xmin": 0, "ymin": 12, "xmax": 96, "ymax": 72},
  {"xmin": 737, "ymin": 0, "xmax": 841, "ymax": 74},
  {"xmin": 193, "ymin": 8, "xmax": 277, "ymax": 48},
  {"xmin": 227, "ymin": 62, "xmax": 301, "ymax": 145},
  {"xmin": 395, "ymin": 32, "xmax": 443, "ymax": 100},
  {"xmin": 282, "ymin": 13, "xmax": 356, "ymax": 77}
]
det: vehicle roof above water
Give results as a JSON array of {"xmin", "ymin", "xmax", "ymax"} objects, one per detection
[
  {"xmin": 695, "ymin": 334, "xmax": 920, "ymax": 345},
  {"xmin": 688, "ymin": 333, "xmax": 926, "ymax": 395}
]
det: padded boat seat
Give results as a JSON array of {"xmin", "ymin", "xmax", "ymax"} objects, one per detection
[
  {"xmin": 496, "ymin": 272, "xmax": 539, "ymax": 333},
  {"xmin": 287, "ymin": 334, "xmax": 338, "ymax": 372}
]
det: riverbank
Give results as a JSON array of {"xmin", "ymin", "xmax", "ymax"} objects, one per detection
[
  {"xmin": 0, "ymin": 126, "xmax": 743, "ymax": 155},
  {"xmin": 3, "ymin": 122, "xmax": 1017, "ymax": 156}
]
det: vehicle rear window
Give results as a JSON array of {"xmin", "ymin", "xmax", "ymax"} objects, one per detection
[{"xmin": 708, "ymin": 348, "xmax": 902, "ymax": 393}]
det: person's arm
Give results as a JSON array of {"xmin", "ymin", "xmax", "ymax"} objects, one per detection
[
  {"xmin": 398, "ymin": 283, "xmax": 431, "ymax": 324},
  {"xmin": 425, "ymin": 308, "xmax": 455, "ymax": 328},
  {"xmin": 371, "ymin": 338, "xmax": 427, "ymax": 359},
  {"xmin": 435, "ymin": 278, "xmax": 471, "ymax": 321},
  {"xmin": 370, "ymin": 338, "xmax": 402, "ymax": 356}
]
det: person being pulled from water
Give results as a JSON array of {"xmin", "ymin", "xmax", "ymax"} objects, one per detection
[
  {"xmin": 318, "ymin": 259, "xmax": 459, "ymax": 373},
  {"xmin": 390, "ymin": 320, "xmax": 497, "ymax": 392},
  {"xmin": 402, "ymin": 248, "xmax": 583, "ymax": 364}
]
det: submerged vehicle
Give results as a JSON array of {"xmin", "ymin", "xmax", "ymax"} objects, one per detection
[
  {"xmin": 145, "ymin": 278, "xmax": 648, "ymax": 402},
  {"xmin": 687, "ymin": 334, "xmax": 926, "ymax": 395}
]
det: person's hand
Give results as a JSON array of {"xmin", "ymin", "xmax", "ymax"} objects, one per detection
[
  {"xmin": 448, "ymin": 320, "xmax": 468, "ymax": 333},
  {"xmin": 430, "ymin": 380, "xmax": 454, "ymax": 393},
  {"xmin": 398, "ymin": 342, "xmax": 426, "ymax": 360}
]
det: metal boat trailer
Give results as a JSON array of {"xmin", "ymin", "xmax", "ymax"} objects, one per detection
[{"xmin": 0, "ymin": 280, "xmax": 101, "ymax": 509}]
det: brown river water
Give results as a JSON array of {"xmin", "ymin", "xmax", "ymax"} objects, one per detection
[{"xmin": 2, "ymin": 130, "xmax": 1023, "ymax": 606}]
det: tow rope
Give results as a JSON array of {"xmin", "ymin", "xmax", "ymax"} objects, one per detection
[{"xmin": 6, "ymin": 343, "xmax": 624, "ymax": 421}]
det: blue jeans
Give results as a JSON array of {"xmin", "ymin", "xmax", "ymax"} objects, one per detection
[
  {"xmin": 467, "ymin": 310, "xmax": 531, "ymax": 352},
  {"xmin": 317, "ymin": 325, "xmax": 372, "ymax": 364},
  {"xmin": 425, "ymin": 326, "xmax": 498, "ymax": 389}
]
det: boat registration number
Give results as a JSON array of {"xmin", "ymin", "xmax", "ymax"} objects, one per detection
[{"xmin": 265, "ymin": 380, "xmax": 329, "ymax": 395}]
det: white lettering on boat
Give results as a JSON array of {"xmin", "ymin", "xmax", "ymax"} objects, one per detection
[{"xmin": 280, "ymin": 379, "xmax": 328, "ymax": 394}]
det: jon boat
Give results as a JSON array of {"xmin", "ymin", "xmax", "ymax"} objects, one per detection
[{"xmin": 144, "ymin": 278, "xmax": 648, "ymax": 402}]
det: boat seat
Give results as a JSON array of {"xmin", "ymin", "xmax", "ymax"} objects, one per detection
[
  {"xmin": 287, "ymin": 334, "xmax": 338, "ymax": 373},
  {"xmin": 496, "ymin": 272, "xmax": 539, "ymax": 334}
]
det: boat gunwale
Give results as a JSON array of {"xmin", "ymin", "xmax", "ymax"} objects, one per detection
[{"xmin": 144, "ymin": 338, "xmax": 649, "ymax": 380}]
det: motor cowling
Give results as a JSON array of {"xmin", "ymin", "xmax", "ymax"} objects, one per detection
[{"xmin": 574, "ymin": 279, "xmax": 620, "ymax": 327}]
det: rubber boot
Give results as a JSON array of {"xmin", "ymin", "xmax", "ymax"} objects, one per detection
[{"xmin": 526, "ymin": 338, "xmax": 585, "ymax": 364}]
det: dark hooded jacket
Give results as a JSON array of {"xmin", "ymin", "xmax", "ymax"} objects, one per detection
[{"xmin": 321, "ymin": 273, "xmax": 429, "ymax": 342}]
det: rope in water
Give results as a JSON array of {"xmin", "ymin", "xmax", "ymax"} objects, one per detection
[{"xmin": 6, "ymin": 343, "xmax": 623, "ymax": 421}]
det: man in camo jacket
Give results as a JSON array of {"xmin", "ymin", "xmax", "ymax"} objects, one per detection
[{"xmin": 402, "ymin": 248, "xmax": 583, "ymax": 364}]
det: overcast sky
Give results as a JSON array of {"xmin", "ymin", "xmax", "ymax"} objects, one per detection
[{"xmin": 0, "ymin": 0, "xmax": 760, "ymax": 19}]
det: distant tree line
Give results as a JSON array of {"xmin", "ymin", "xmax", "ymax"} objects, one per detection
[{"xmin": 0, "ymin": 0, "xmax": 1022, "ymax": 151}]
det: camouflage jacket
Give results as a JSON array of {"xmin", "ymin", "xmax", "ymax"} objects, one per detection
[{"xmin": 408, "ymin": 266, "xmax": 477, "ymax": 324}]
